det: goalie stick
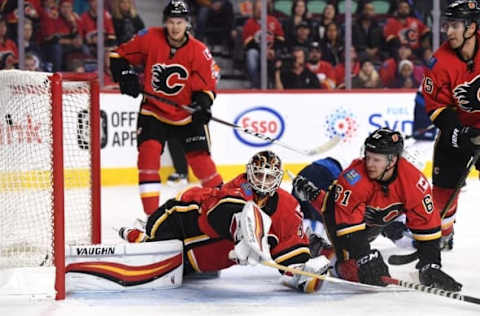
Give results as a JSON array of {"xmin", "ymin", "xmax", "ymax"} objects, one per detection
[
  {"xmin": 142, "ymin": 91, "xmax": 340, "ymax": 156},
  {"xmin": 382, "ymin": 276, "xmax": 480, "ymax": 306},
  {"xmin": 388, "ymin": 150, "xmax": 480, "ymax": 266}
]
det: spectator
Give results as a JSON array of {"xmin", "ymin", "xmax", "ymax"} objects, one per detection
[
  {"xmin": 352, "ymin": 58, "xmax": 383, "ymax": 89},
  {"xmin": 0, "ymin": 51, "xmax": 15, "ymax": 69},
  {"xmin": 111, "ymin": 0, "xmax": 145, "ymax": 45},
  {"xmin": 194, "ymin": 0, "xmax": 234, "ymax": 54},
  {"xmin": 352, "ymin": 2, "xmax": 384, "ymax": 62},
  {"xmin": 0, "ymin": 16, "xmax": 18, "ymax": 62},
  {"xmin": 68, "ymin": 58, "xmax": 86, "ymax": 72},
  {"xmin": 41, "ymin": 0, "xmax": 87, "ymax": 72},
  {"xmin": 392, "ymin": 59, "xmax": 418, "ymax": 88},
  {"xmin": 275, "ymin": 46, "xmax": 320, "ymax": 90},
  {"xmin": 282, "ymin": 0, "xmax": 313, "ymax": 45},
  {"xmin": 379, "ymin": 44, "xmax": 419, "ymax": 88},
  {"xmin": 23, "ymin": 18, "xmax": 43, "ymax": 70},
  {"xmin": 334, "ymin": 46, "xmax": 361, "ymax": 89},
  {"xmin": 321, "ymin": 22, "xmax": 343, "ymax": 66},
  {"xmin": 1, "ymin": 0, "xmax": 40, "ymax": 41},
  {"xmin": 243, "ymin": 0, "xmax": 285, "ymax": 88},
  {"xmin": 79, "ymin": 0, "xmax": 117, "ymax": 56},
  {"xmin": 24, "ymin": 52, "xmax": 40, "ymax": 71},
  {"xmin": 306, "ymin": 41, "xmax": 335, "ymax": 89},
  {"xmin": 383, "ymin": 0, "xmax": 430, "ymax": 58},
  {"xmin": 287, "ymin": 20, "xmax": 313, "ymax": 50},
  {"xmin": 314, "ymin": 4, "xmax": 336, "ymax": 41}
]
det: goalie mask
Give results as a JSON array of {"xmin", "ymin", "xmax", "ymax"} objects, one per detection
[{"xmin": 246, "ymin": 151, "xmax": 284, "ymax": 197}]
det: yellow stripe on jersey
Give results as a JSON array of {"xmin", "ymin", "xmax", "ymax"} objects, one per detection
[
  {"xmin": 206, "ymin": 197, "xmax": 247, "ymax": 216},
  {"xmin": 430, "ymin": 107, "xmax": 446, "ymax": 122},
  {"xmin": 184, "ymin": 234, "xmax": 210, "ymax": 246},
  {"xmin": 336, "ymin": 223, "xmax": 366, "ymax": 237},
  {"xmin": 274, "ymin": 247, "xmax": 311, "ymax": 264},
  {"xmin": 140, "ymin": 108, "xmax": 192, "ymax": 126},
  {"xmin": 412, "ymin": 231, "xmax": 442, "ymax": 241},
  {"xmin": 150, "ymin": 204, "xmax": 200, "ymax": 237},
  {"xmin": 140, "ymin": 192, "xmax": 159, "ymax": 198},
  {"xmin": 186, "ymin": 250, "xmax": 201, "ymax": 273}
]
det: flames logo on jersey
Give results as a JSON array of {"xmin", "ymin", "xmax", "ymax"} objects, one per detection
[
  {"xmin": 151, "ymin": 63, "xmax": 188, "ymax": 95},
  {"xmin": 453, "ymin": 74, "xmax": 480, "ymax": 113}
]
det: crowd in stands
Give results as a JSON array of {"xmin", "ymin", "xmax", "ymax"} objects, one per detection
[{"xmin": 0, "ymin": 0, "xmax": 446, "ymax": 90}]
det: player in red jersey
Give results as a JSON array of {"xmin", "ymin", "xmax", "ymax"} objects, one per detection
[
  {"xmin": 422, "ymin": 0, "xmax": 480, "ymax": 251},
  {"xmin": 109, "ymin": 0, "xmax": 223, "ymax": 215},
  {"xmin": 118, "ymin": 151, "xmax": 331, "ymax": 293},
  {"xmin": 293, "ymin": 128, "xmax": 461, "ymax": 291}
]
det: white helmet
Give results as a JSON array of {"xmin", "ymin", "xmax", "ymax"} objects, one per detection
[{"xmin": 246, "ymin": 151, "xmax": 284, "ymax": 196}]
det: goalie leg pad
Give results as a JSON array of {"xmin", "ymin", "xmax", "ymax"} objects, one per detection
[{"xmin": 65, "ymin": 240, "xmax": 183, "ymax": 293}]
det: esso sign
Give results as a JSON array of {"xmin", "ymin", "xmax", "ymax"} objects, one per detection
[{"xmin": 233, "ymin": 106, "xmax": 285, "ymax": 147}]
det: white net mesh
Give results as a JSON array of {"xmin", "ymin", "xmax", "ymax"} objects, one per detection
[{"xmin": 0, "ymin": 70, "xmax": 94, "ymax": 269}]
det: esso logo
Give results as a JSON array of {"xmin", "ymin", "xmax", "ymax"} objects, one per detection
[{"xmin": 234, "ymin": 106, "xmax": 285, "ymax": 147}]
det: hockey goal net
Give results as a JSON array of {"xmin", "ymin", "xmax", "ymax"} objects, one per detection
[{"xmin": 0, "ymin": 70, "xmax": 101, "ymax": 299}]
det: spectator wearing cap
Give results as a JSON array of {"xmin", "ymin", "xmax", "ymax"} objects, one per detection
[
  {"xmin": 275, "ymin": 46, "xmax": 320, "ymax": 90},
  {"xmin": 79, "ymin": 0, "xmax": 117, "ymax": 56},
  {"xmin": 392, "ymin": 58, "xmax": 418, "ymax": 88},
  {"xmin": 243, "ymin": 0, "xmax": 285, "ymax": 88},
  {"xmin": 379, "ymin": 44, "xmax": 420, "ymax": 88},
  {"xmin": 352, "ymin": 2, "xmax": 384, "ymax": 62},
  {"xmin": 306, "ymin": 41, "xmax": 335, "ymax": 89},
  {"xmin": 287, "ymin": 20, "xmax": 313, "ymax": 50},
  {"xmin": 111, "ymin": 0, "xmax": 145, "ymax": 45},
  {"xmin": 383, "ymin": 0, "xmax": 430, "ymax": 58},
  {"xmin": 352, "ymin": 58, "xmax": 383, "ymax": 89},
  {"xmin": 282, "ymin": 0, "xmax": 314, "ymax": 45},
  {"xmin": 0, "ymin": 16, "xmax": 18, "ymax": 65}
]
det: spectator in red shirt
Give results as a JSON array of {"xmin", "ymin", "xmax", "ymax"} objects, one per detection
[
  {"xmin": 243, "ymin": 0, "xmax": 285, "ymax": 88},
  {"xmin": 0, "ymin": 0, "xmax": 40, "ymax": 40},
  {"xmin": 334, "ymin": 46, "xmax": 361, "ymax": 89},
  {"xmin": 79, "ymin": 0, "xmax": 117, "ymax": 55},
  {"xmin": 0, "ymin": 16, "xmax": 18, "ymax": 64},
  {"xmin": 306, "ymin": 41, "xmax": 335, "ymax": 89},
  {"xmin": 383, "ymin": 0, "xmax": 430, "ymax": 58}
]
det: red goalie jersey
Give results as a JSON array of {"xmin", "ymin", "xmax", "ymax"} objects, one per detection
[
  {"xmin": 423, "ymin": 33, "xmax": 480, "ymax": 128},
  {"xmin": 114, "ymin": 28, "xmax": 218, "ymax": 124}
]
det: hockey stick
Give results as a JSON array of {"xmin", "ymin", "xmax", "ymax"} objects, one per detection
[
  {"xmin": 405, "ymin": 124, "xmax": 436, "ymax": 140},
  {"xmin": 261, "ymin": 260, "xmax": 409, "ymax": 292},
  {"xmin": 388, "ymin": 150, "xmax": 480, "ymax": 266},
  {"xmin": 382, "ymin": 276, "xmax": 480, "ymax": 306},
  {"xmin": 142, "ymin": 91, "xmax": 340, "ymax": 156}
]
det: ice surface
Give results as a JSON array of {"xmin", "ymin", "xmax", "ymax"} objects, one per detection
[{"xmin": 1, "ymin": 181, "xmax": 480, "ymax": 316}]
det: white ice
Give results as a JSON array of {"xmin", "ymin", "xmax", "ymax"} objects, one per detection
[{"xmin": 1, "ymin": 180, "xmax": 480, "ymax": 316}]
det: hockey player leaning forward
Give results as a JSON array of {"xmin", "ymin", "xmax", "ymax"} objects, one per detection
[
  {"xmin": 423, "ymin": 0, "xmax": 480, "ymax": 250},
  {"xmin": 119, "ymin": 151, "xmax": 331, "ymax": 293},
  {"xmin": 293, "ymin": 128, "xmax": 462, "ymax": 291},
  {"xmin": 109, "ymin": 0, "xmax": 223, "ymax": 216}
]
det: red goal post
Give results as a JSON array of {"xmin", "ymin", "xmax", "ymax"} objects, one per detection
[{"xmin": 0, "ymin": 70, "xmax": 101, "ymax": 299}]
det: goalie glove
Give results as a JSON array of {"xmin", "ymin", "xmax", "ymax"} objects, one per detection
[
  {"xmin": 281, "ymin": 255, "xmax": 331, "ymax": 293},
  {"xmin": 228, "ymin": 201, "xmax": 272, "ymax": 265},
  {"xmin": 118, "ymin": 227, "xmax": 147, "ymax": 243}
]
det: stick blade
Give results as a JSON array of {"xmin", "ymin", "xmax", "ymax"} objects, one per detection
[{"xmin": 387, "ymin": 251, "xmax": 419, "ymax": 265}]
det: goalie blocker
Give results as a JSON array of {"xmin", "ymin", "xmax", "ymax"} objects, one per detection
[{"xmin": 65, "ymin": 240, "xmax": 183, "ymax": 293}]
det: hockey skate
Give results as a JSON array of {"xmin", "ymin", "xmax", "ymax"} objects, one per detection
[{"xmin": 167, "ymin": 172, "xmax": 188, "ymax": 186}]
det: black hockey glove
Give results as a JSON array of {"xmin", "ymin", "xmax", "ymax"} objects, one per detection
[
  {"xmin": 109, "ymin": 56, "xmax": 140, "ymax": 98},
  {"xmin": 191, "ymin": 102, "xmax": 212, "ymax": 125},
  {"xmin": 419, "ymin": 263, "xmax": 462, "ymax": 292},
  {"xmin": 453, "ymin": 126, "xmax": 480, "ymax": 153},
  {"xmin": 292, "ymin": 175, "xmax": 321, "ymax": 202},
  {"xmin": 381, "ymin": 221, "xmax": 408, "ymax": 242},
  {"xmin": 356, "ymin": 249, "xmax": 390, "ymax": 286}
]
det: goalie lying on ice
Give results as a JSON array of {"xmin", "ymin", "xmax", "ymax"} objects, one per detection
[{"xmin": 119, "ymin": 150, "xmax": 331, "ymax": 293}]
